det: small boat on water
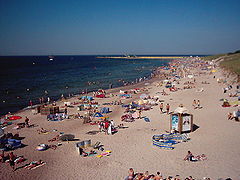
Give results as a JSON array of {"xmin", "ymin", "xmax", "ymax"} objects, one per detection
[{"xmin": 49, "ymin": 56, "xmax": 54, "ymax": 61}]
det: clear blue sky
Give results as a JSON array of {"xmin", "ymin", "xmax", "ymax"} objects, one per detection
[{"xmin": 0, "ymin": 0, "xmax": 239, "ymax": 55}]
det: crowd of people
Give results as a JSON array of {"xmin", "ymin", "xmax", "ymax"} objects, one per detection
[{"xmin": 124, "ymin": 168, "xmax": 232, "ymax": 180}]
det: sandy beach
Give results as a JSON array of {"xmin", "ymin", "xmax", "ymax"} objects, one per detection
[{"xmin": 1, "ymin": 57, "xmax": 240, "ymax": 180}]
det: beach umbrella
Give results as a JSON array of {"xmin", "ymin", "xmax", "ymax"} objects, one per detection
[
  {"xmin": 140, "ymin": 94, "xmax": 148, "ymax": 99},
  {"xmin": 0, "ymin": 128, "xmax": 4, "ymax": 137},
  {"xmin": 174, "ymin": 107, "xmax": 188, "ymax": 114},
  {"xmin": 59, "ymin": 134, "xmax": 75, "ymax": 141}
]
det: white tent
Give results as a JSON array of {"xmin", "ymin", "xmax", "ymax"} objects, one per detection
[{"xmin": 174, "ymin": 106, "xmax": 189, "ymax": 114}]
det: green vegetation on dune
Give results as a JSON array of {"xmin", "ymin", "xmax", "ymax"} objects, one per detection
[
  {"xmin": 220, "ymin": 52, "xmax": 240, "ymax": 75},
  {"xmin": 203, "ymin": 50, "xmax": 240, "ymax": 81},
  {"xmin": 202, "ymin": 54, "xmax": 226, "ymax": 61}
]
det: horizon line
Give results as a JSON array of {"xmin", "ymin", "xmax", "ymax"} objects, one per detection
[{"xmin": 0, "ymin": 54, "xmax": 211, "ymax": 57}]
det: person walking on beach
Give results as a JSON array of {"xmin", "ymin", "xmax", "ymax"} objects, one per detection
[
  {"xmin": 166, "ymin": 103, "xmax": 170, "ymax": 114},
  {"xmin": 159, "ymin": 103, "xmax": 164, "ymax": 113},
  {"xmin": 25, "ymin": 117, "xmax": 30, "ymax": 127},
  {"xmin": 192, "ymin": 100, "xmax": 197, "ymax": 109},
  {"xmin": 0, "ymin": 151, "xmax": 5, "ymax": 163},
  {"xmin": 29, "ymin": 100, "xmax": 33, "ymax": 107},
  {"xmin": 197, "ymin": 100, "xmax": 201, "ymax": 109},
  {"xmin": 104, "ymin": 121, "xmax": 109, "ymax": 135},
  {"xmin": 138, "ymin": 110, "xmax": 142, "ymax": 119},
  {"xmin": 8, "ymin": 152, "xmax": 16, "ymax": 171},
  {"xmin": 41, "ymin": 97, "xmax": 45, "ymax": 104},
  {"xmin": 47, "ymin": 97, "xmax": 50, "ymax": 104}
]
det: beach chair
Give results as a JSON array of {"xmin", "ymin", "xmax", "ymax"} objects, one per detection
[{"xmin": 92, "ymin": 141, "xmax": 101, "ymax": 149}]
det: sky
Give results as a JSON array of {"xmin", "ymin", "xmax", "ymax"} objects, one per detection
[{"xmin": 0, "ymin": 0, "xmax": 240, "ymax": 55}]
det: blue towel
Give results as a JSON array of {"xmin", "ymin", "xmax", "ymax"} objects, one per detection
[{"xmin": 144, "ymin": 117, "xmax": 150, "ymax": 122}]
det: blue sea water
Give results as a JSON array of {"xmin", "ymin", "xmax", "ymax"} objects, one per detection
[{"xmin": 0, "ymin": 55, "xmax": 173, "ymax": 116}]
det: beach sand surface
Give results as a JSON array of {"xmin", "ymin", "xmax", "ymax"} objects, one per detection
[{"xmin": 0, "ymin": 61, "xmax": 240, "ymax": 180}]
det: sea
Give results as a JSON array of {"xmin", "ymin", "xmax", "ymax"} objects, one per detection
[{"xmin": 0, "ymin": 55, "xmax": 182, "ymax": 116}]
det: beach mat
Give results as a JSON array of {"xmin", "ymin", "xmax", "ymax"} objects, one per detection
[{"xmin": 144, "ymin": 117, "xmax": 150, "ymax": 122}]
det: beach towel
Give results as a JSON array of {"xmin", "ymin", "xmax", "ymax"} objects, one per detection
[
  {"xmin": 100, "ymin": 107, "xmax": 110, "ymax": 114},
  {"xmin": 8, "ymin": 116, "xmax": 22, "ymax": 121},
  {"xmin": 7, "ymin": 139, "xmax": 22, "ymax": 149},
  {"xmin": 96, "ymin": 150, "xmax": 111, "ymax": 158}
]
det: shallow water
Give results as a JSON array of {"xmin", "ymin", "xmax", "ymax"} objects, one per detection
[{"xmin": 0, "ymin": 55, "xmax": 172, "ymax": 116}]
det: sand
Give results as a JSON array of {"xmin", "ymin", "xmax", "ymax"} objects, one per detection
[{"xmin": 0, "ymin": 58, "xmax": 240, "ymax": 180}]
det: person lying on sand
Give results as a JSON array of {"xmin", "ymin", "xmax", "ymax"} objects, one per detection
[
  {"xmin": 37, "ymin": 128, "xmax": 48, "ymax": 134},
  {"xmin": 229, "ymin": 92, "xmax": 238, "ymax": 97},
  {"xmin": 24, "ymin": 160, "xmax": 45, "ymax": 170},
  {"xmin": 48, "ymin": 135, "xmax": 60, "ymax": 142}
]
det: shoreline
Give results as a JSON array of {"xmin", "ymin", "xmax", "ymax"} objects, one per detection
[
  {"xmin": 0, "ymin": 63, "xmax": 166, "ymax": 118},
  {"xmin": 96, "ymin": 56, "xmax": 186, "ymax": 59}
]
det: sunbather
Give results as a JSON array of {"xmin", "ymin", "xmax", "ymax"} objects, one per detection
[
  {"xmin": 37, "ymin": 128, "xmax": 48, "ymax": 134},
  {"xmin": 48, "ymin": 135, "xmax": 59, "ymax": 142},
  {"xmin": 125, "ymin": 168, "xmax": 134, "ymax": 180},
  {"xmin": 184, "ymin": 151, "xmax": 197, "ymax": 162},
  {"xmin": 24, "ymin": 160, "xmax": 45, "ymax": 170}
]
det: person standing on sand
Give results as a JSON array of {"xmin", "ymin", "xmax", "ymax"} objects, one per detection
[
  {"xmin": 29, "ymin": 100, "xmax": 33, "ymax": 107},
  {"xmin": 197, "ymin": 100, "xmax": 201, "ymax": 109},
  {"xmin": 159, "ymin": 103, "xmax": 164, "ymax": 113},
  {"xmin": 192, "ymin": 100, "xmax": 197, "ymax": 109},
  {"xmin": 25, "ymin": 117, "xmax": 30, "ymax": 127},
  {"xmin": 166, "ymin": 103, "xmax": 170, "ymax": 114},
  {"xmin": 0, "ymin": 151, "xmax": 5, "ymax": 163},
  {"xmin": 47, "ymin": 97, "xmax": 50, "ymax": 104},
  {"xmin": 8, "ymin": 152, "xmax": 15, "ymax": 171},
  {"xmin": 138, "ymin": 110, "xmax": 142, "ymax": 119}
]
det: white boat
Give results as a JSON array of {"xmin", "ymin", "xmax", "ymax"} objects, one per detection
[{"xmin": 49, "ymin": 55, "xmax": 54, "ymax": 61}]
